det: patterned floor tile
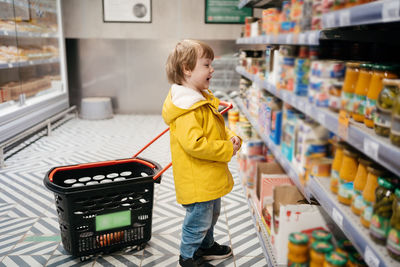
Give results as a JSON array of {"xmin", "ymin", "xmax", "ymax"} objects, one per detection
[
  {"xmin": 93, "ymin": 254, "xmax": 142, "ymax": 267},
  {"xmin": 141, "ymin": 253, "xmax": 179, "ymax": 267},
  {"xmin": 0, "ymin": 234, "xmax": 24, "ymax": 256},
  {"xmin": 230, "ymin": 233, "xmax": 264, "ymax": 257},
  {"xmin": 26, "ymin": 217, "xmax": 60, "ymax": 235},
  {"xmin": 6, "ymin": 240, "xmax": 58, "ymax": 255},
  {"xmin": 0, "ymin": 203, "xmax": 14, "ymax": 217},
  {"xmin": 144, "ymin": 234, "xmax": 180, "ymax": 256},
  {"xmin": 0, "ymin": 217, "xmax": 37, "ymax": 237},
  {"xmin": 46, "ymin": 255, "xmax": 95, "ymax": 267},
  {"xmin": 234, "ymin": 255, "xmax": 268, "ymax": 267},
  {"xmin": 0, "ymin": 255, "xmax": 51, "ymax": 267}
]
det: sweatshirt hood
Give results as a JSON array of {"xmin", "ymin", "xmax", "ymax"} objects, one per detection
[{"xmin": 162, "ymin": 84, "xmax": 218, "ymax": 125}]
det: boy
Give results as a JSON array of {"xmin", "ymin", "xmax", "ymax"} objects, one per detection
[{"xmin": 162, "ymin": 39, "xmax": 241, "ymax": 267}]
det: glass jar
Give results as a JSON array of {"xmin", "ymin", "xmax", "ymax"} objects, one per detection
[
  {"xmin": 336, "ymin": 239, "xmax": 356, "ymax": 258},
  {"xmin": 352, "ymin": 63, "xmax": 373, "ymax": 122},
  {"xmin": 390, "ymin": 93, "xmax": 400, "ymax": 146},
  {"xmin": 374, "ymin": 79, "xmax": 400, "ymax": 137},
  {"xmin": 387, "ymin": 188, "xmax": 400, "ymax": 261},
  {"xmin": 329, "ymin": 81, "xmax": 343, "ymax": 113},
  {"xmin": 338, "ymin": 182, "xmax": 354, "ymax": 206},
  {"xmin": 330, "ymin": 142, "xmax": 346, "ymax": 194},
  {"xmin": 370, "ymin": 177, "xmax": 395, "ymax": 245},
  {"xmin": 324, "ymin": 252, "xmax": 347, "ymax": 267},
  {"xmin": 348, "ymin": 252, "xmax": 368, "ymax": 267},
  {"xmin": 338, "ymin": 148, "xmax": 358, "ymax": 184},
  {"xmin": 311, "ymin": 229, "xmax": 332, "ymax": 243},
  {"xmin": 351, "ymin": 158, "xmax": 372, "ymax": 215},
  {"xmin": 288, "ymin": 232, "xmax": 309, "ymax": 265},
  {"xmin": 310, "ymin": 242, "xmax": 334, "ymax": 267},
  {"xmin": 365, "ymin": 65, "xmax": 398, "ymax": 128},
  {"xmin": 341, "ymin": 62, "xmax": 360, "ymax": 114}
]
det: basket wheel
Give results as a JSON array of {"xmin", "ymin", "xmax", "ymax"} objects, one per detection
[
  {"xmin": 137, "ymin": 243, "xmax": 146, "ymax": 251},
  {"xmin": 79, "ymin": 255, "xmax": 94, "ymax": 262}
]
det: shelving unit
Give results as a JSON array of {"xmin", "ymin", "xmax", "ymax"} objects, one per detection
[
  {"xmin": 236, "ymin": 66, "xmax": 400, "ymax": 178},
  {"xmin": 0, "ymin": 29, "xmax": 58, "ymax": 38},
  {"xmin": 236, "ymin": 30, "xmax": 320, "ymax": 45},
  {"xmin": 0, "ymin": 57, "xmax": 59, "ymax": 69}
]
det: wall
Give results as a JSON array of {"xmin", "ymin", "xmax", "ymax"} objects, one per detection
[{"xmin": 62, "ymin": 0, "xmax": 247, "ymax": 114}]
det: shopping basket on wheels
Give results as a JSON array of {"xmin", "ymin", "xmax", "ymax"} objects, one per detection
[{"xmin": 43, "ymin": 100, "xmax": 233, "ymax": 260}]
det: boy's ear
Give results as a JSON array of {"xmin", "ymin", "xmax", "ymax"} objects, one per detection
[{"xmin": 182, "ymin": 65, "xmax": 191, "ymax": 76}]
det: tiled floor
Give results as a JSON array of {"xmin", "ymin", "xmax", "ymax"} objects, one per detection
[{"xmin": 0, "ymin": 115, "xmax": 268, "ymax": 266}]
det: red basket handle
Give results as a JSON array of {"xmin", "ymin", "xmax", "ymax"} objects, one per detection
[{"xmin": 133, "ymin": 101, "xmax": 233, "ymax": 181}]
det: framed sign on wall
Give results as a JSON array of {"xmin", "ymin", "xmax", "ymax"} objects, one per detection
[
  {"xmin": 205, "ymin": 0, "xmax": 253, "ymax": 24},
  {"xmin": 103, "ymin": 0, "xmax": 151, "ymax": 23}
]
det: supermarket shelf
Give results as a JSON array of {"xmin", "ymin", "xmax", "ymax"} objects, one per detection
[
  {"xmin": 238, "ymin": 0, "xmax": 280, "ymax": 9},
  {"xmin": 236, "ymin": 66, "xmax": 400, "ymax": 178},
  {"xmin": 0, "ymin": 29, "xmax": 58, "ymax": 38},
  {"xmin": 240, "ymin": 182, "xmax": 277, "ymax": 267},
  {"xmin": 236, "ymin": 30, "xmax": 320, "ymax": 45},
  {"xmin": 233, "ymin": 96, "xmax": 307, "ymax": 199},
  {"xmin": 322, "ymin": 0, "xmax": 400, "ymax": 28},
  {"xmin": 308, "ymin": 176, "xmax": 397, "ymax": 267},
  {"xmin": 0, "ymin": 57, "xmax": 59, "ymax": 69},
  {"xmin": 0, "ymin": 0, "xmax": 56, "ymax": 13}
]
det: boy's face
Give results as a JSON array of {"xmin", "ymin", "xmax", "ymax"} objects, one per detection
[{"xmin": 184, "ymin": 56, "xmax": 214, "ymax": 91}]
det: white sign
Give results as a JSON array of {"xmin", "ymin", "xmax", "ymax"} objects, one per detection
[{"xmin": 103, "ymin": 0, "xmax": 151, "ymax": 22}]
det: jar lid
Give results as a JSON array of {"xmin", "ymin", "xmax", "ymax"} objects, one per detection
[
  {"xmin": 325, "ymin": 252, "xmax": 347, "ymax": 266},
  {"xmin": 367, "ymin": 165, "xmax": 386, "ymax": 176},
  {"xmin": 288, "ymin": 232, "xmax": 309, "ymax": 245},
  {"xmin": 312, "ymin": 229, "xmax": 332, "ymax": 242},
  {"xmin": 343, "ymin": 148, "xmax": 358, "ymax": 158},
  {"xmin": 311, "ymin": 241, "xmax": 334, "ymax": 253},
  {"xmin": 358, "ymin": 157, "xmax": 373, "ymax": 166},
  {"xmin": 376, "ymin": 64, "xmax": 397, "ymax": 72},
  {"xmin": 335, "ymin": 141, "xmax": 347, "ymax": 149},
  {"xmin": 382, "ymin": 78, "xmax": 400, "ymax": 87},
  {"xmin": 378, "ymin": 177, "xmax": 394, "ymax": 190},
  {"xmin": 346, "ymin": 62, "xmax": 360, "ymax": 68},
  {"xmin": 360, "ymin": 63, "xmax": 373, "ymax": 69}
]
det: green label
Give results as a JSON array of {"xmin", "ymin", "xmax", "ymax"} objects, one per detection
[
  {"xmin": 353, "ymin": 94, "xmax": 367, "ymax": 115},
  {"xmin": 353, "ymin": 194, "xmax": 364, "ymax": 210},
  {"xmin": 370, "ymin": 214, "xmax": 390, "ymax": 239},
  {"xmin": 365, "ymin": 98, "xmax": 377, "ymax": 121},
  {"xmin": 341, "ymin": 92, "xmax": 354, "ymax": 113},
  {"xmin": 339, "ymin": 184, "xmax": 353, "ymax": 199},
  {"xmin": 362, "ymin": 205, "xmax": 373, "ymax": 221},
  {"xmin": 387, "ymin": 227, "xmax": 400, "ymax": 256}
]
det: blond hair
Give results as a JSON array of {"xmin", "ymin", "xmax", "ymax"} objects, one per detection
[{"xmin": 166, "ymin": 39, "xmax": 214, "ymax": 85}]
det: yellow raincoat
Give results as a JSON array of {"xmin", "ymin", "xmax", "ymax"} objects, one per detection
[{"xmin": 162, "ymin": 85, "xmax": 238, "ymax": 204}]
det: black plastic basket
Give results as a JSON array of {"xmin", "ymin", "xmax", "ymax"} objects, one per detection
[{"xmin": 43, "ymin": 157, "xmax": 162, "ymax": 258}]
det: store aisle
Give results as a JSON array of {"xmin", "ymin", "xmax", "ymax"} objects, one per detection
[{"xmin": 0, "ymin": 115, "xmax": 268, "ymax": 267}]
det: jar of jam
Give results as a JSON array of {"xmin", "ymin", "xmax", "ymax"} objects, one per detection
[
  {"xmin": 365, "ymin": 65, "xmax": 398, "ymax": 128},
  {"xmin": 352, "ymin": 63, "xmax": 373, "ymax": 123},
  {"xmin": 374, "ymin": 79, "xmax": 400, "ymax": 137},
  {"xmin": 370, "ymin": 177, "xmax": 395, "ymax": 245},
  {"xmin": 351, "ymin": 157, "xmax": 372, "ymax": 216},
  {"xmin": 288, "ymin": 232, "xmax": 309, "ymax": 265},
  {"xmin": 341, "ymin": 62, "xmax": 360, "ymax": 115},
  {"xmin": 338, "ymin": 148, "xmax": 358, "ymax": 184},
  {"xmin": 330, "ymin": 141, "xmax": 346, "ymax": 194},
  {"xmin": 324, "ymin": 251, "xmax": 347, "ymax": 267},
  {"xmin": 311, "ymin": 229, "xmax": 332, "ymax": 243},
  {"xmin": 310, "ymin": 241, "xmax": 334, "ymax": 267}
]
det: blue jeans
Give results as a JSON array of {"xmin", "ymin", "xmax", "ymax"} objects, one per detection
[{"xmin": 180, "ymin": 198, "xmax": 221, "ymax": 260}]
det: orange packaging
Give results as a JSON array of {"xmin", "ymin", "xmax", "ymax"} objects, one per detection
[
  {"xmin": 341, "ymin": 62, "xmax": 360, "ymax": 114},
  {"xmin": 330, "ymin": 142, "xmax": 345, "ymax": 194},
  {"xmin": 338, "ymin": 149, "xmax": 358, "ymax": 184}
]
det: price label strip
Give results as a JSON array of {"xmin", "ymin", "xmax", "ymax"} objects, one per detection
[
  {"xmin": 339, "ymin": 10, "xmax": 351, "ymax": 26},
  {"xmin": 364, "ymin": 246, "xmax": 380, "ymax": 267},
  {"xmin": 332, "ymin": 208, "xmax": 343, "ymax": 229},
  {"xmin": 363, "ymin": 138, "xmax": 379, "ymax": 161},
  {"xmin": 382, "ymin": 0, "xmax": 400, "ymax": 22}
]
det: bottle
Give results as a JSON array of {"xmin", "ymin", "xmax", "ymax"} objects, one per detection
[
  {"xmin": 374, "ymin": 79, "xmax": 400, "ymax": 137},
  {"xmin": 330, "ymin": 141, "xmax": 346, "ymax": 194},
  {"xmin": 310, "ymin": 241, "xmax": 334, "ymax": 267},
  {"xmin": 288, "ymin": 232, "xmax": 309, "ymax": 266},
  {"xmin": 351, "ymin": 158, "xmax": 372, "ymax": 216},
  {"xmin": 338, "ymin": 148, "xmax": 358, "ymax": 184},
  {"xmin": 341, "ymin": 62, "xmax": 360, "ymax": 115},
  {"xmin": 387, "ymin": 188, "xmax": 400, "ymax": 261},
  {"xmin": 370, "ymin": 177, "xmax": 395, "ymax": 245},
  {"xmin": 352, "ymin": 63, "xmax": 373, "ymax": 122},
  {"xmin": 364, "ymin": 65, "xmax": 398, "ymax": 128},
  {"xmin": 390, "ymin": 93, "xmax": 400, "ymax": 146}
]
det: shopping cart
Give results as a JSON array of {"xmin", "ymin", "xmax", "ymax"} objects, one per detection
[{"xmin": 43, "ymin": 101, "xmax": 233, "ymax": 260}]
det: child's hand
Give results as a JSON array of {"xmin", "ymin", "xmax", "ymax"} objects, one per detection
[{"xmin": 230, "ymin": 136, "xmax": 241, "ymax": 156}]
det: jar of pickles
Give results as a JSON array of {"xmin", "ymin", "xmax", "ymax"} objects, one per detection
[
  {"xmin": 310, "ymin": 242, "xmax": 334, "ymax": 267},
  {"xmin": 352, "ymin": 63, "xmax": 373, "ymax": 122},
  {"xmin": 330, "ymin": 142, "xmax": 346, "ymax": 194},
  {"xmin": 288, "ymin": 232, "xmax": 309, "ymax": 266},
  {"xmin": 370, "ymin": 177, "xmax": 395, "ymax": 245},
  {"xmin": 374, "ymin": 79, "xmax": 400, "ymax": 137},
  {"xmin": 341, "ymin": 62, "xmax": 360, "ymax": 115},
  {"xmin": 365, "ymin": 65, "xmax": 398, "ymax": 128},
  {"xmin": 387, "ymin": 188, "xmax": 400, "ymax": 261},
  {"xmin": 351, "ymin": 158, "xmax": 372, "ymax": 215},
  {"xmin": 390, "ymin": 93, "xmax": 400, "ymax": 146},
  {"xmin": 338, "ymin": 148, "xmax": 358, "ymax": 184},
  {"xmin": 324, "ymin": 252, "xmax": 347, "ymax": 267}
]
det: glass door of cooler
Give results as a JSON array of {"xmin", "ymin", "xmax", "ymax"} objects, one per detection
[{"xmin": 0, "ymin": 0, "xmax": 68, "ymax": 144}]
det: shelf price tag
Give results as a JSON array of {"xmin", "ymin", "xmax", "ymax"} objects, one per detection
[
  {"xmin": 298, "ymin": 101, "xmax": 305, "ymax": 111},
  {"xmin": 325, "ymin": 13, "xmax": 336, "ymax": 28},
  {"xmin": 332, "ymin": 208, "xmax": 343, "ymax": 229},
  {"xmin": 8, "ymin": 63, "xmax": 13, "ymax": 68},
  {"xmin": 338, "ymin": 110, "xmax": 350, "ymax": 141},
  {"xmin": 364, "ymin": 246, "xmax": 380, "ymax": 267},
  {"xmin": 286, "ymin": 34, "xmax": 292, "ymax": 44},
  {"xmin": 339, "ymin": 10, "xmax": 351, "ymax": 26},
  {"xmin": 382, "ymin": 0, "xmax": 400, "ymax": 22},
  {"xmin": 363, "ymin": 139, "xmax": 379, "ymax": 161},
  {"xmin": 299, "ymin": 33, "xmax": 306, "ymax": 44},
  {"xmin": 305, "ymin": 105, "xmax": 312, "ymax": 115},
  {"xmin": 317, "ymin": 113, "xmax": 326, "ymax": 125}
]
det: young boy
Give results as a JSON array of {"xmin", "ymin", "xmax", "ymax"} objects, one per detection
[{"xmin": 162, "ymin": 39, "xmax": 241, "ymax": 267}]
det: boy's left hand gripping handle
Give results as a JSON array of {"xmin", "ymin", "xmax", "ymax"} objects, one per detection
[{"xmin": 134, "ymin": 101, "xmax": 233, "ymax": 182}]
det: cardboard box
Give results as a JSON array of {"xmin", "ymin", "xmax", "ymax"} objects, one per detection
[{"xmin": 256, "ymin": 162, "xmax": 286, "ymax": 200}]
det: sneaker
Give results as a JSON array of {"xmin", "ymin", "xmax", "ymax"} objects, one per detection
[
  {"xmin": 196, "ymin": 242, "xmax": 233, "ymax": 261},
  {"xmin": 178, "ymin": 255, "xmax": 214, "ymax": 267}
]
